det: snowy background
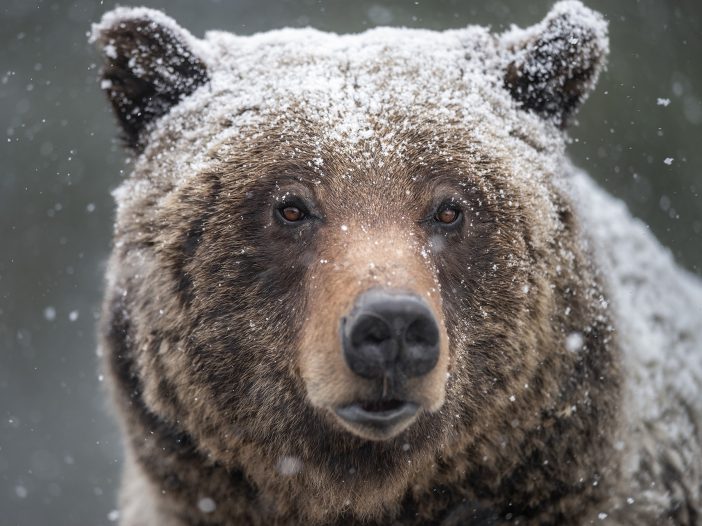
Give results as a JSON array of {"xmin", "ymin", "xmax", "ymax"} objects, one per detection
[{"xmin": 0, "ymin": 1, "xmax": 700, "ymax": 525}]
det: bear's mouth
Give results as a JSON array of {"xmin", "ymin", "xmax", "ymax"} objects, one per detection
[{"xmin": 334, "ymin": 400, "xmax": 419, "ymax": 440}]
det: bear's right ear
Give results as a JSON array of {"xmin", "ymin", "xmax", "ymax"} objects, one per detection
[{"xmin": 91, "ymin": 8, "xmax": 209, "ymax": 151}]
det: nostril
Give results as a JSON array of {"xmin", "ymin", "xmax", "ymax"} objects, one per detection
[
  {"xmin": 344, "ymin": 314, "xmax": 395, "ymax": 380},
  {"xmin": 351, "ymin": 315, "xmax": 392, "ymax": 346},
  {"xmin": 401, "ymin": 315, "xmax": 440, "ymax": 378},
  {"xmin": 405, "ymin": 317, "xmax": 440, "ymax": 347}
]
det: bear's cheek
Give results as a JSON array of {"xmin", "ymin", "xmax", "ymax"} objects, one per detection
[
  {"xmin": 295, "ymin": 224, "xmax": 450, "ymax": 439},
  {"xmin": 432, "ymin": 213, "xmax": 542, "ymax": 382}
]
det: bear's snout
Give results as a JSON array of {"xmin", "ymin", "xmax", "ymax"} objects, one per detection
[
  {"xmin": 297, "ymin": 224, "xmax": 450, "ymax": 441},
  {"xmin": 329, "ymin": 289, "xmax": 444, "ymax": 440},
  {"xmin": 341, "ymin": 289, "xmax": 440, "ymax": 381}
]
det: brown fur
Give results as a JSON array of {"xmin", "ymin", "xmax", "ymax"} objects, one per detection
[
  {"xmin": 91, "ymin": 4, "xmax": 661, "ymax": 525},
  {"xmin": 101, "ymin": 115, "xmax": 621, "ymax": 525}
]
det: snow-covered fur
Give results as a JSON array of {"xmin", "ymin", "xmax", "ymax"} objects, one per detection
[
  {"xmin": 567, "ymin": 170, "xmax": 702, "ymax": 523},
  {"xmin": 92, "ymin": 2, "xmax": 702, "ymax": 524}
]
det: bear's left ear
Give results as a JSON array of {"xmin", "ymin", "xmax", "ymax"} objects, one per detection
[
  {"xmin": 91, "ymin": 8, "xmax": 209, "ymax": 150},
  {"xmin": 500, "ymin": 0, "xmax": 608, "ymax": 127}
]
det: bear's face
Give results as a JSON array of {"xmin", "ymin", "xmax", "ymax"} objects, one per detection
[
  {"xmin": 95, "ymin": 1, "xmax": 609, "ymax": 516},
  {"xmin": 175, "ymin": 118, "xmax": 538, "ymax": 445}
]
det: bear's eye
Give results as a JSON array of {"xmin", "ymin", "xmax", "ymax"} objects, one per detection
[
  {"xmin": 279, "ymin": 205, "xmax": 305, "ymax": 223},
  {"xmin": 434, "ymin": 205, "xmax": 461, "ymax": 225},
  {"xmin": 274, "ymin": 194, "xmax": 316, "ymax": 226}
]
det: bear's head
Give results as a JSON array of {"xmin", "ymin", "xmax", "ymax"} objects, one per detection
[{"xmin": 94, "ymin": 1, "xmax": 617, "ymax": 521}]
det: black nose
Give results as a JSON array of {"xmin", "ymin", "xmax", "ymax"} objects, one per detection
[{"xmin": 341, "ymin": 289, "xmax": 440, "ymax": 380}]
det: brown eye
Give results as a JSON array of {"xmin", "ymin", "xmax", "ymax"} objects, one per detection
[
  {"xmin": 435, "ymin": 207, "xmax": 460, "ymax": 225},
  {"xmin": 280, "ymin": 206, "xmax": 305, "ymax": 222}
]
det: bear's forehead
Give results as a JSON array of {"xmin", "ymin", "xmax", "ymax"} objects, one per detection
[
  {"xmin": 195, "ymin": 26, "xmax": 507, "ymax": 140},
  {"xmin": 151, "ymin": 26, "xmax": 555, "ymax": 170},
  {"xmin": 127, "ymin": 25, "xmax": 564, "ymax": 213}
]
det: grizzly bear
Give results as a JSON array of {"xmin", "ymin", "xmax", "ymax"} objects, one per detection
[{"xmin": 91, "ymin": 1, "xmax": 702, "ymax": 525}]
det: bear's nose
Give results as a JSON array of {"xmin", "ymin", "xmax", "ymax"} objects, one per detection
[{"xmin": 341, "ymin": 289, "xmax": 440, "ymax": 380}]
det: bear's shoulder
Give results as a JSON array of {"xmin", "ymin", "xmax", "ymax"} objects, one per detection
[{"xmin": 566, "ymin": 166, "xmax": 702, "ymax": 515}]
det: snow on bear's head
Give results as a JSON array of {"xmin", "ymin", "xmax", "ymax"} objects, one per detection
[{"xmin": 91, "ymin": 1, "xmax": 607, "ymax": 156}]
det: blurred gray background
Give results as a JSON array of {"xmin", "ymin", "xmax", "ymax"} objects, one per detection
[{"xmin": 1, "ymin": 0, "xmax": 700, "ymax": 524}]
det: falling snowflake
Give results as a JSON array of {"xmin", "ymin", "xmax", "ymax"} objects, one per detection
[
  {"xmin": 197, "ymin": 497, "xmax": 216, "ymax": 513},
  {"xmin": 565, "ymin": 332, "xmax": 584, "ymax": 352}
]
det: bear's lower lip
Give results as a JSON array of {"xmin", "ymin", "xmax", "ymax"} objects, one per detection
[{"xmin": 335, "ymin": 400, "xmax": 419, "ymax": 437}]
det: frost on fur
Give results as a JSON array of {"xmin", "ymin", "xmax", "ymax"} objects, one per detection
[{"xmin": 91, "ymin": 9, "xmax": 209, "ymax": 150}]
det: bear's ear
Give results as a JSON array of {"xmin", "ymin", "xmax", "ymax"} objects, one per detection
[
  {"xmin": 500, "ymin": 0, "xmax": 608, "ymax": 127},
  {"xmin": 91, "ymin": 8, "xmax": 209, "ymax": 150}
]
